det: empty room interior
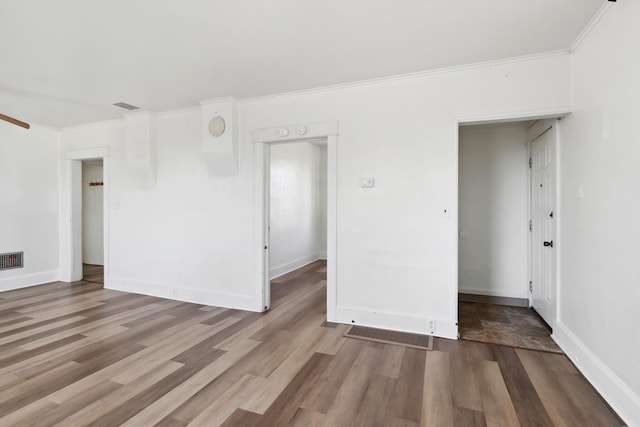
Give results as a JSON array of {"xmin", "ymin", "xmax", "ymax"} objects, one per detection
[{"xmin": 0, "ymin": 1, "xmax": 638, "ymax": 426}]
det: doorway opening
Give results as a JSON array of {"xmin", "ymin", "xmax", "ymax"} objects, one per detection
[
  {"xmin": 266, "ymin": 140, "xmax": 328, "ymax": 308},
  {"xmin": 456, "ymin": 119, "xmax": 560, "ymax": 352},
  {"xmin": 253, "ymin": 121, "xmax": 337, "ymax": 318},
  {"xmin": 81, "ymin": 159, "xmax": 104, "ymax": 283},
  {"xmin": 62, "ymin": 147, "xmax": 110, "ymax": 286}
]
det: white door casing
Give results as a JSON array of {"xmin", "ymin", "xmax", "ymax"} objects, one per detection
[
  {"xmin": 253, "ymin": 121, "xmax": 338, "ymax": 317},
  {"xmin": 529, "ymin": 121, "xmax": 557, "ymax": 327},
  {"xmin": 60, "ymin": 147, "xmax": 110, "ymax": 283}
]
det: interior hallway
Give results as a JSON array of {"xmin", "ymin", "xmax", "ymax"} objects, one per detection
[{"xmin": 0, "ymin": 261, "xmax": 623, "ymax": 426}]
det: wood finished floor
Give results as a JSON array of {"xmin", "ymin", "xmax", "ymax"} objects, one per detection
[
  {"xmin": 0, "ymin": 260, "xmax": 624, "ymax": 426},
  {"xmin": 82, "ymin": 264, "xmax": 104, "ymax": 284}
]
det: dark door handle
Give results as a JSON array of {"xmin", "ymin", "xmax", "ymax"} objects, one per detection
[{"xmin": 543, "ymin": 241, "xmax": 553, "ymax": 247}]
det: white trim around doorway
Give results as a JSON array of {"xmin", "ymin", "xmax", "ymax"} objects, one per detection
[
  {"xmin": 252, "ymin": 121, "xmax": 338, "ymax": 319},
  {"xmin": 60, "ymin": 147, "xmax": 110, "ymax": 285}
]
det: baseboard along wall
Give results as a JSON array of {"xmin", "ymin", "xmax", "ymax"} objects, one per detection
[
  {"xmin": 0, "ymin": 270, "xmax": 59, "ymax": 292},
  {"xmin": 269, "ymin": 252, "xmax": 324, "ymax": 280},
  {"xmin": 553, "ymin": 321, "xmax": 640, "ymax": 427}
]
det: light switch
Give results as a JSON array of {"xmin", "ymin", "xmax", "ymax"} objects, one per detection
[{"xmin": 359, "ymin": 177, "xmax": 374, "ymax": 188}]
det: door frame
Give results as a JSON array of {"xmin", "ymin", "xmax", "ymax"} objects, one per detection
[
  {"xmin": 454, "ymin": 109, "xmax": 568, "ymax": 337},
  {"xmin": 60, "ymin": 147, "xmax": 110, "ymax": 283},
  {"xmin": 253, "ymin": 121, "xmax": 338, "ymax": 316}
]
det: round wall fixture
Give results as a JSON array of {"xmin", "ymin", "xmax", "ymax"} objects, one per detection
[{"xmin": 208, "ymin": 116, "xmax": 226, "ymax": 137}]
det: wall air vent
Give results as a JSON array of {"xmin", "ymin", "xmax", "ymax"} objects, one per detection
[
  {"xmin": 0, "ymin": 252, "xmax": 23, "ymax": 270},
  {"xmin": 113, "ymin": 102, "xmax": 140, "ymax": 111}
]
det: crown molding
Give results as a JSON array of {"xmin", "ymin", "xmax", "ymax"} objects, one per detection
[
  {"xmin": 60, "ymin": 117, "xmax": 123, "ymax": 132},
  {"xmin": 240, "ymin": 50, "xmax": 570, "ymax": 104},
  {"xmin": 569, "ymin": 2, "xmax": 613, "ymax": 53},
  {"xmin": 63, "ymin": 50, "xmax": 572, "ymax": 126},
  {"xmin": 199, "ymin": 96, "xmax": 237, "ymax": 106},
  {"xmin": 21, "ymin": 122, "xmax": 60, "ymax": 132},
  {"xmin": 155, "ymin": 105, "xmax": 199, "ymax": 119},
  {"xmin": 122, "ymin": 109, "xmax": 155, "ymax": 119}
]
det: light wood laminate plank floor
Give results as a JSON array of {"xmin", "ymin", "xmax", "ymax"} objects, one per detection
[{"xmin": 0, "ymin": 261, "xmax": 624, "ymax": 426}]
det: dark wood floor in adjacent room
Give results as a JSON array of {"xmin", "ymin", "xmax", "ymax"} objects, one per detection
[
  {"xmin": 458, "ymin": 295, "xmax": 563, "ymax": 353},
  {"xmin": 0, "ymin": 260, "xmax": 624, "ymax": 426}
]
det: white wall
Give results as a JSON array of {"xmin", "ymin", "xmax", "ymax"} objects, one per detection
[
  {"xmin": 82, "ymin": 162, "xmax": 104, "ymax": 265},
  {"xmin": 59, "ymin": 52, "xmax": 571, "ymax": 336},
  {"xmin": 553, "ymin": 3, "xmax": 640, "ymax": 425},
  {"xmin": 269, "ymin": 142, "xmax": 325, "ymax": 278},
  {"xmin": 246, "ymin": 53, "xmax": 570, "ymax": 337},
  {"xmin": 60, "ymin": 114, "xmax": 260, "ymax": 310},
  {"xmin": 458, "ymin": 123, "xmax": 528, "ymax": 299},
  {"xmin": 0, "ymin": 124, "xmax": 59, "ymax": 290}
]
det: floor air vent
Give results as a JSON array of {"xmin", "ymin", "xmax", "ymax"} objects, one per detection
[{"xmin": 0, "ymin": 252, "xmax": 23, "ymax": 270}]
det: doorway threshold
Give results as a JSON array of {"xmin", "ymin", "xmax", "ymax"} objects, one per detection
[{"xmin": 459, "ymin": 293, "xmax": 528, "ymax": 308}]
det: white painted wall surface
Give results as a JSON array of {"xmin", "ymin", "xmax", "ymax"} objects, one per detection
[
  {"xmin": 60, "ymin": 115, "xmax": 260, "ymax": 310},
  {"xmin": 458, "ymin": 124, "xmax": 528, "ymax": 298},
  {"xmin": 269, "ymin": 142, "xmax": 324, "ymax": 278},
  {"xmin": 246, "ymin": 53, "xmax": 570, "ymax": 338},
  {"xmin": 554, "ymin": 3, "xmax": 640, "ymax": 425},
  {"xmin": 59, "ymin": 52, "xmax": 571, "ymax": 335},
  {"xmin": 0, "ymin": 125, "xmax": 59, "ymax": 290},
  {"xmin": 82, "ymin": 162, "xmax": 104, "ymax": 265}
]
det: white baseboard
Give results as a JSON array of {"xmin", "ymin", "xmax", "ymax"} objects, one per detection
[
  {"xmin": 334, "ymin": 306, "xmax": 458, "ymax": 340},
  {"xmin": 553, "ymin": 321, "xmax": 640, "ymax": 427},
  {"xmin": 106, "ymin": 277, "xmax": 261, "ymax": 312},
  {"xmin": 318, "ymin": 251, "xmax": 327, "ymax": 260},
  {"xmin": 269, "ymin": 253, "xmax": 323, "ymax": 279},
  {"xmin": 458, "ymin": 287, "xmax": 528, "ymax": 299},
  {"xmin": 0, "ymin": 270, "xmax": 59, "ymax": 292}
]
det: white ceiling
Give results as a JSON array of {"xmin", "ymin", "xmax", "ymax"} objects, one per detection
[{"xmin": 0, "ymin": 0, "xmax": 606, "ymax": 128}]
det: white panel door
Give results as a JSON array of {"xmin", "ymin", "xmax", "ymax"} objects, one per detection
[{"xmin": 530, "ymin": 125, "xmax": 556, "ymax": 327}]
